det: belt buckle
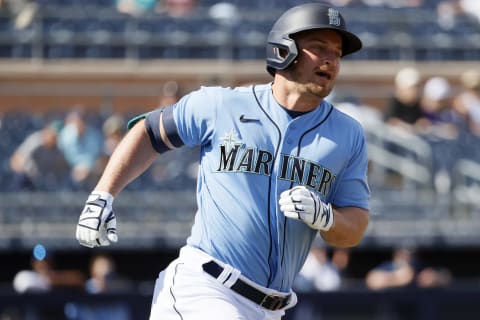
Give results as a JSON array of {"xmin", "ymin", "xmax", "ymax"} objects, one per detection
[{"xmin": 260, "ymin": 293, "xmax": 289, "ymax": 311}]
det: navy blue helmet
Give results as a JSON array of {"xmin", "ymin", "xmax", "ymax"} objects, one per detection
[{"xmin": 266, "ymin": 3, "xmax": 362, "ymax": 76}]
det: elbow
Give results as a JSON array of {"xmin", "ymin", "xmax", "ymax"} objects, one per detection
[
  {"xmin": 337, "ymin": 234, "xmax": 365, "ymax": 248},
  {"xmin": 321, "ymin": 232, "xmax": 366, "ymax": 248},
  {"xmin": 348, "ymin": 213, "xmax": 370, "ymax": 247}
]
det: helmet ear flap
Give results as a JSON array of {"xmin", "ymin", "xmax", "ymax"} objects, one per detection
[{"xmin": 266, "ymin": 35, "xmax": 298, "ymax": 76}]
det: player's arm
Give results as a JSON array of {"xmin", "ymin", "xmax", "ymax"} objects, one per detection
[
  {"xmin": 279, "ymin": 186, "xmax": 369, "ymax": 248},
  {"xmin": 76, "ymin": 119, "xmax": 159, "ymax": 248},
  {"xmin": 94, "ymin": 118, "xmax": 158, "ymax": 196},
  {"xmin": 319, "ymin": 206, "xmax": 369, "ymax": 248}
]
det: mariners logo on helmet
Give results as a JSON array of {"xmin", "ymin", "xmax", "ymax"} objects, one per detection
[
  {"xmin": 266, "ymin": 2, "xmax": 362, "ymax": 76},
  {"xmin": 327, "ymin": 8, "xmax": 341, "ymax": 27}
]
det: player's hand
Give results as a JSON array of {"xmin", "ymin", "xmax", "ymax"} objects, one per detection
[
  {"xmin": 279, "ymin": 186, "xmax": 334, "ymax": 231},
  {"xmin": 76, "ymin": 191, "xmax": 118, "ymax": 248}
]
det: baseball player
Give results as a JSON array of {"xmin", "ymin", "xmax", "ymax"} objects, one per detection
[{"xmin": 76, "ymin": 3, "xmax": 370, "ymax": 319}]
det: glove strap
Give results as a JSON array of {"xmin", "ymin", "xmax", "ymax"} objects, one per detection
[
  {"xmin": 320, "ymin": 202, "xmax": 334, "ymax": 231},
  {"xmin": 88, "ymin": 191, "xmax": 114, "ymax": 207},
  {"xmin": 311, "ymin": 201, "xmax": 334, "ymax": 232}
]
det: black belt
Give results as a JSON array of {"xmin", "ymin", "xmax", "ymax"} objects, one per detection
[{"xmin": 202, "ymin": 260, "xmax": 291, "ymax": 311}]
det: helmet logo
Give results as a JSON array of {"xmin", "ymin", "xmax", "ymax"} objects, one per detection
[{"xmin": 327, "ymin": 8, "xmax": 341, "ymax": 27}]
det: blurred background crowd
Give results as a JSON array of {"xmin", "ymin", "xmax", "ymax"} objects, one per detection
[{"xmin": 1, "ymin": 0, "xmax": 480, "ymax": 319}]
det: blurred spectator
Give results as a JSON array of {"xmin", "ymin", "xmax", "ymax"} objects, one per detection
[
  {"xmin": 436, "ymin": 0, "xmax": 461, "ymax": 30},
  {"xmin": 158, "ymin": 80, "xmax": 180, "ymax": 107},
  {"xmin": 416, "ymin": 76, "xmax": 468, "ymax": 192},
  {"xmin": 117, "ymin": 0, "xmax": 198, "ymax": 18},
  {"xmin": 453, "ymin": 69, "xmax": 480, "ymax": 136},
  {"xmin": 157, "ymin": 0, "xmax": 198, "ymax": 17},
  {"xmin": 294, "ymin": 238, "xmax": 351, "ymax": 292},
  {"xmin": 11, "ymin": 245, "xmax": 85, "ymax": 320},
  {"xmin": 116, "ymin": 0, "xmax": 158, "ymax": 16},
  {"xmin": 85, "ymin": 253, "xmax": 132, "ymax": 294},
  {"xmin": 92, "ymin": 114, "xmax": 126, "ymax": 180},
  {"xmin": 57, "ymin": 108, "xmax": 103, "ymax": 190},
  {"xmin": 365, "ymin": 246, "xmax": 452, "ymax": 290},
  {"xmin": 294, "ymin": 247, "xmax": 341, "ymax": 292},
  {"xmin": 418, "ymin": 76, "xmax": 460, "ymax": 135},
  {"xmin": 380, "ymin": 67, "xmax": 425, "ymax": 188},
  {"xmin": 65, "ymin": 254, "xmax": 131, "ymax": 320},
  {"xmin": 102, "ymin": 114, "xmax": 126, "ymax": 159},
  {"xmin": 459, "ymin": 0, "xmax": 480, "ymax": 23},
  {"xmin": 331, "ymin": 247, "xmax": 353, "ymax": 286},
  {"xmin": 437, "ymin": 0, "xmax": 480, "ymax": 30},
  {"xmin": 416, "ymin": 266, "xmax": 453, "ymax": 288},
  {"xmin": 365, "ymin": 246, "xmax": 418, "ymax": 290},
  {"xmin": 384, "ymin": 67, "xmax": 423, "ymax": 133},
  {"xmin": 9, "ymin": 120, "xmax": 71, "ymax": 191},
  {"xmin": 327, "ymin": 0, "xmax": 358, "ymax": 7},
  {"xmin": 361, "ymin": 0, "xmax": 423, "ymax": 8},
  {"xmin": 13, "ymin": 245, "xmax": 85, "ymax": 294},
  {"xmin": 0, "ymin": 0, "xmax": 37, "ymax": 29}
]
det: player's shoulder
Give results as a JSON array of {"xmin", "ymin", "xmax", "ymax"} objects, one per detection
[{"xmin": 329, "ymin": 102, "xmax": 365, "ymax": 132}]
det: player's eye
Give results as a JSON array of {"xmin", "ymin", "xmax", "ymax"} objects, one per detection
[{"xmin": 312, "ymin": 45, "xmax": 341, "ymax": 59}]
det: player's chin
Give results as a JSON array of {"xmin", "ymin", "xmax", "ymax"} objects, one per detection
[{"xmin": 306, "ymin": 83, "xmax": 333, "ymax": 99}]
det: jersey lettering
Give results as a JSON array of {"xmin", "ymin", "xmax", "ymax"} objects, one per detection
[
  {"xmin": 217, "ymin": 144, "xmax": 273, "ymax": 175},
  {"xmin": 236, "ymin": 148, "xmax": 255, "ymax": 172},
  {"xmin": 318, "ymin": 168, "xmax": 335, "ymax": 195},
  {"xmin": 217, "ymin": 144, "xmax": 336, "ymax": 198},
  {"xmin": 217, "ymin": 144, "xmax": 242, "ymax": 171},
  {"xmin": 254, "ymin": 150, "xmax": 273, "ymax": 175},
  {"xmin": 278, "ymin": 154, "xmax": 336, "ymax": 197}
]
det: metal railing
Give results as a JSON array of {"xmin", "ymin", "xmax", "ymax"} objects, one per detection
[
  {"xmin": 1, "ymin": 188, "xmax": 480, "ymax": 250},
  {"xmin": 365, "ymin": 122, "xmax": 433, "ymax": 187},
  {"xmin": 0, "ymin": 191, "xmax": 197, "ymax": 250}
]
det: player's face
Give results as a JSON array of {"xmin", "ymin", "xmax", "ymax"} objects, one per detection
[{"xmin": 286, "ymin": 29, "xmax": 342, "ymax": 99}]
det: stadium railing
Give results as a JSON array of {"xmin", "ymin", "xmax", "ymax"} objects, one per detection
[
  {"xmin": 452, "ymin": 159, "xmax": 480, "ymax": 217},
  {"xmin": 1, "ymin": 186, "xmax": 480, "ymax": 250}
]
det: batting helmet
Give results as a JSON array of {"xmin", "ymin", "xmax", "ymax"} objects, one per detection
[{"xmin": 266, "ymin": 3, "xmax": 362, "ymax": 76}]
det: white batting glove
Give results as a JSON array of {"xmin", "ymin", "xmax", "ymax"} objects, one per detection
[
  {"xmin": 76, "ymin": 191, "xmax": 118, "ymax": 248},
  {"xmin": 279, "ymin": 186, "xmax": 334, "ymax": 231}
]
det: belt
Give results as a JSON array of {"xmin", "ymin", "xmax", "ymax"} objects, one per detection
[{"xmin": 202, "ymin": 260, "xmax": 291, "ymax": 311}]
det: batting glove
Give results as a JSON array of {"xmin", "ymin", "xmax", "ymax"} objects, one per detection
[
  {"xmin": 76, "ymin": 191, "xmax": 118, "ymax": 248},
  {"xmin": 279, "ymin": 186, "xmax": 334, "ymax": 231}
]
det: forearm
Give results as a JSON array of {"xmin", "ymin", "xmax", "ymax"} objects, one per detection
[
  {"xmin": 320, "ymin": 206, "xmax": 369, "ymax": 248},
  {"xmin": 95, "ymin": 119, "xmax": 158, "ymax": 196}
]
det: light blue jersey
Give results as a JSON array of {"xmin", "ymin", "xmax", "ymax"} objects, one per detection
[{"xmin": 143, "ymin": 83, "xmax": 370, "ymax": 292}]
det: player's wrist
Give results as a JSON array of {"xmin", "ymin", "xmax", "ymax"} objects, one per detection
[
  {"xmin": 313, "ymin": 201, "xmax": 334, "ymax": 232},
  {"xmin": 88, "ymin": 190, "xmax": 115, "ymax": 207}
]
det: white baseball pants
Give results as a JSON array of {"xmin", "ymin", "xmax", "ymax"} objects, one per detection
[{"xmin": 149, "ymin": 245, "xmax": 297, "ymax": 320}]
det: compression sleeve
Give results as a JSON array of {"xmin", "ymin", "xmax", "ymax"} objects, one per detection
[{"xmin": 145, "ymin": 106, "xmax": 184, "ymax": 153}]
